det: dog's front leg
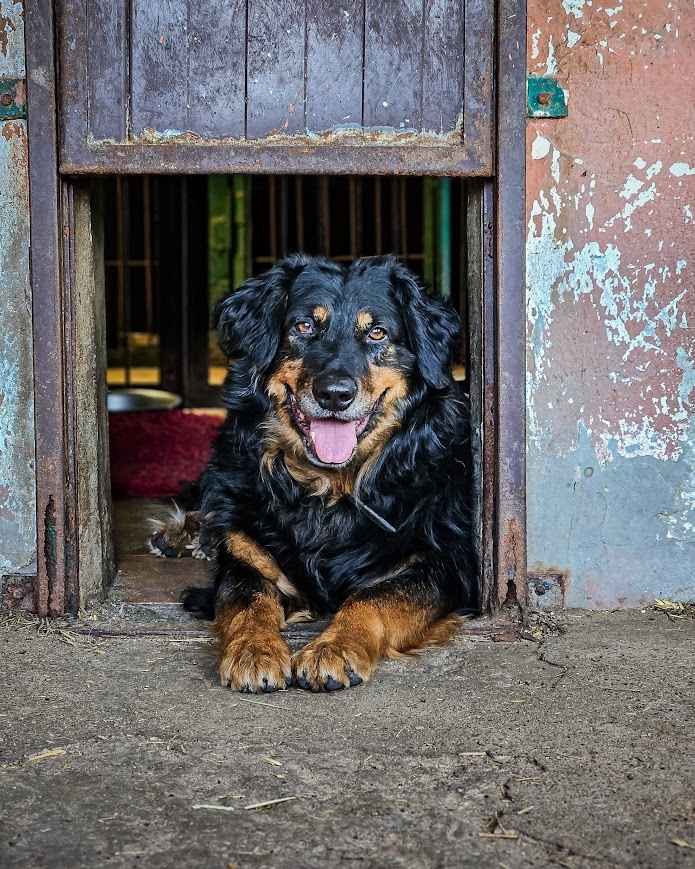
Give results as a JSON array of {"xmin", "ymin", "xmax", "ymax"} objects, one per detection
[
  {"xmin": 215, "ymin": 586, "xmax": 292, "ymax": 694},
  {"xmin": 215, "ymin": 532, "xmax": 295, "ymax": 693},
  {"xmin": 291, "ymin": 572, "xmax": 462, "ymax": 692}
]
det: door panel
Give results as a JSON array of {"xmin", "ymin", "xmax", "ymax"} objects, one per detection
[{"xmin": 57, "ymin": 0, "xmax": 494, "ymax": 175}]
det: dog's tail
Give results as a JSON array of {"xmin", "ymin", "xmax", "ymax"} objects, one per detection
[{"xmin": 181, "ymin": 585, "xmax": 216, "ymax": 620}]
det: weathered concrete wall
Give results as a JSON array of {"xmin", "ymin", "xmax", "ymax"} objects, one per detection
[
  {"xmin": 0, "ymin": 1, "xmax": 36, "ymax": 584},
  {"xmin": 526, "ymin": 1, "xmax": 695, "ymax": 605}
]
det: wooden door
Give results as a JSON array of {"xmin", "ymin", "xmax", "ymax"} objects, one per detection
[{"xmin": 57, "ymin": 0, "xmax": 493, "ymax": 175}]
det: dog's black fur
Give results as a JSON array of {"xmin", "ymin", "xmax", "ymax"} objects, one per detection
[{"xmin": 179, "ymin": 254, "xmax": 476, "ymax": 689}]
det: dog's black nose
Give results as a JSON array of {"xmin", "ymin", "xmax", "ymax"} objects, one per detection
[{"xmin": 312, "ymin": 375, "xmax": 358, "ymax": 411}]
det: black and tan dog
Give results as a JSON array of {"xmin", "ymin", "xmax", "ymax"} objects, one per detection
[{"xmin": 154, "ymin": 254, "xmax": 475, "ymax": 692}]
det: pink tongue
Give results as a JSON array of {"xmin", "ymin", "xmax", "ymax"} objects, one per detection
[{"xmin": 309, "ymin": 418, "xmax": 358, "ymax": 464}]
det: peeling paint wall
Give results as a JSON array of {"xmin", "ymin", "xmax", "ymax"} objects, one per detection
[
  {"xmin": 527, "ymin": 0, "xmax": 695, "ymax": 606},
  {"xmin": 0, "ymin": 1, "xmax": 36, "ymax": 583}
]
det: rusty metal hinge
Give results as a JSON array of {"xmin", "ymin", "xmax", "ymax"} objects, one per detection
[
  {"xmin": 0, "ymin": 78, "xmax": 26, "ymax": 120},
  {"xmin": 527, "ymin": 76, "xmax": 567, "ymax": 119}
]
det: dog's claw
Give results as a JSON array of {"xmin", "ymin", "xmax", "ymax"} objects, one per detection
[
  {"xmin": 285, "ymin": 675, "xmax": 293, "ymax": 688},
  {"xmin": 296, "ymin": 675, "xmax": 311, "ymax": 690},
  {"xmin": 347, "ymin": 669, "xmax": 363, "ymax": 687},
  {"xmin": 324, "ymin": 676, "xmax": 344, "ymax": 692}
]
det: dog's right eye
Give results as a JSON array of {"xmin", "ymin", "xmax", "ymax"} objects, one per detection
[{"xmin": 295, "ymin": 320, "xmax": 315, "ymax": 336}]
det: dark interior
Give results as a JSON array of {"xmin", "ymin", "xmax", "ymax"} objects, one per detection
[{"xmin": 103, "ymin": 174, "xmax": 472, "ymax": 605}]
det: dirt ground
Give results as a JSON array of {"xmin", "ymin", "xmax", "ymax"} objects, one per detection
[{"xmin": 1, "ymin": 605, "xmax": 694, "ymax": 869}]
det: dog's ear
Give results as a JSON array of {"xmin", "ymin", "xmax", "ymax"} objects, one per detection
[
  {"xmin": 390, "ymin": 260, "xmax": 461, "ymax": 389},
  {"xmin": 214, "ymin": 255, "xmax": 309, "ymax": 373}
]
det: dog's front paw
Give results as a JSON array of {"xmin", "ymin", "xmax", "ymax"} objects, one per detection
[
  {"xmin": 219, "ymin": 634, "xmax": 292, "ymax": 694},
  {"xmin": 291, "ymin": 640, "xmax": 373, "ymax": 692}
]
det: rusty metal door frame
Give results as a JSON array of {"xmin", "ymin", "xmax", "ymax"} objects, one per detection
[{"xmin": 25, "ymin": 0, "xmax": 526, "ymax": 616}]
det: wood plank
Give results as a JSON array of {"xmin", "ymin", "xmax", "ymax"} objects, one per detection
[
  {"xmin": 364, "ymin": 0, "xmax": 423, "ymax": 130},
  {"xmin": 463, "ymin": 0, "xmax": 494, "ymax": 164},
  {"xmin": 56, "ymin": 0, "xmax": 89, "ymax": 201},
  {"xmin": 305, "ymin": 0, "xmax": 363, "ymax": 131},
  {"xmin": 247, "ymin": 0, "xmax": 305, "ymax": 137},
  {"xmin": 131, "ymin": 0, "xmax": 188, "ymax": 135},
  {"xmin": 87, "ymin": 0, "xmax": 127, "ymax": 141},
  {"xmin": 61, "ymin": 141, "xmax": 491, "ymax": 175},
  {"xmin": 421, "ymin": 0, "xmax": 465, "ymax": 134},
  {"xmin": 73, "ymin": 184, "xmax": 116, "ymax": 609},
  {"xmin": 188, "ymin": 0, "xmax": 246, "ymax": 137}
]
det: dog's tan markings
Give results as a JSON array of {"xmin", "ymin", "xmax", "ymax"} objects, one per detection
[
  {"xmin": 291, "ymin": 595, "xmax": 461, "ymax": 690},
  {"xmin": 266, "ymin": 358, "xmax": 303, "ymax": 402},
  {"xmin": 215, "ymin": 592, "xmax": 292, "ymax": 692},
  {"xmin": 312, "ymin": 305, "xmax": 329, "ymax": 324},
  {"xmin": 263, "ymin": 353, "xmax": 410, "ymax": 502},
  {"xmin": 356, "ymin": 310, "xmax": 373, "ymax": 331},
  {"xmin": 350, "ymin": 363, "xmax": 410, "ymax": 476},
  {"xmin": 226, "ymin": 531, "xmax": 297, "ymax": 597}
]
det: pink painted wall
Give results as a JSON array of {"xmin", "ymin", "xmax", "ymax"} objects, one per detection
[{"xmin": 526, "ymin": 0, "xmax": 695, "ymax": 606}]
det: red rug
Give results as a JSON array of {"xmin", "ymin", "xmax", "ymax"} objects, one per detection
[{"xmin": 109, "ymin": 410, "xmax": 223, "ymax": 498}]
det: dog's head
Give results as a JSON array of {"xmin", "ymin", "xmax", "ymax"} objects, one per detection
[{"xmin": 216, "ymin": 254, "xmax": 460, "ymax": 473}]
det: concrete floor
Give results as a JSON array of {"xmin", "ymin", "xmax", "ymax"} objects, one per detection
[{"xmin": 1, "ymin": 606, "xmax": 694, "ymax": 869}]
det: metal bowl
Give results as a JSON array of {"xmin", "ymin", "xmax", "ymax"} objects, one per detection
[{"xmin": 107, "ymin": 388, "xmax": 182, "ymax": 413}]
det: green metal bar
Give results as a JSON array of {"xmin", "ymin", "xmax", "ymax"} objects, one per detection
[
  {"xmin": 207, "ymin": 175, "xmax": 231, "ymax": 306},
  {"xmin": 422, "ymin": 177, "xmax": 436, "ymax": 290},
  {"xmin": 437, "ymin": 177, "xmax": 452, "ymax": 300},
  {"xmin": 232, "ymin": 174, "xmax": 250, "ymax": 287}
]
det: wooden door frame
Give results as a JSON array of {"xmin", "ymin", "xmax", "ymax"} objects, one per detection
[{"xmin": 25, "ymin": 0, "xmax": 526, "ymax": 617}]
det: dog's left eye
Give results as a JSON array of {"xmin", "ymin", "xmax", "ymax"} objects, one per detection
[
  {"xmin": 295, "ymin": 320, "xmax": 315, "ymax": 336},
  {"xmin": 367, "ymin": 326, "xmax": 388, "ymax": 342}
]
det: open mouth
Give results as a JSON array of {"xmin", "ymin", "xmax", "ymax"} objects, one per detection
[{"xmin": 288, "ymin": 393, "xmax": 383, "ymax": 466}]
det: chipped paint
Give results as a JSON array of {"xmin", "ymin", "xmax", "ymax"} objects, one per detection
[
  {"xmin": 118, "ymin": 115, "xmax": 466, "ymax": 149},
  {"xmin": 0, "ymin": 1, "xmax": 35, "ymax": 586},
  {"xmin": 527, "ymin": 0, "xmax": 695, "ymax": 606}
]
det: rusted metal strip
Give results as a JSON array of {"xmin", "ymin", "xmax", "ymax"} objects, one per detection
[
  {"xmin": 467, "ymin": 181, "xmax": 498, "ymax": 613},
  {"xmin": 25, "ymin": 0, "xmax": 69, "ymax": 616},
  {"xmin": 494, "ymin": 0, "xmax": 527, "ymax": 609},
  {"xmin": 59, "ymin": 143, "xmax": 492, "ymax": 176}
]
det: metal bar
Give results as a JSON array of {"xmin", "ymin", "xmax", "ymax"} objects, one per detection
[
  {"xmin": 349, "ymin": 177, "xmax": 358, "ymax": 259},
  {"xmin": 495, "ymin": 0, "xmax": 527, "ymax": 610},
  {"xmin": 457, "ymin": 179, "xmax": 468, "ymax": 363},
  {"xmin": 399, "ymin": 178, "xmax": 408, "ymax": 260},
  {"xmin": 294, "ymin": 176, "xmax": 305, "ymax": 251},
  {"xmin": 180, "ymin": 177, "xmax": 190, "ymax": 403},
  {"xmin": 389, "ymin": 177, "xmax": 400, "ymax": 254},
  {"xmin": 437, "ymin": 177, "xmax": 452, "ymax": 300},
  {"xmin": 268, "ymin": 176, "xmax": 278, "ymax": 260},
  {"xmin": 374, "ymin": 178, "xmax": 382, "ymax": 254},
  {"xmin": 123, "ymin": 178, "xmax": 132, "ymax": 386},
  {"xmin": 422, "ymin": 177, "xmax": 436, "ymax": 290},
  {"xmin": 185, "ymin": 176, "xmax": 212, "ymax": 405},
  {"xmin": 60, "ymin": 144, "xmax": 492, "ymax": 177},
  {"xmin": 232, "ymin": 175, "xmax": 249, "ymax": 287},
  {"xmin": 26, "ymin": 0, "xmax": 69, "ymax": 616},
  {"xmin": 143, "ymin": 177, "xmax": 154, "ymax": 334},
  {"xmin": 280, "ymin": 175, "xmax": 289, "ymax": 256},
  {"xmin": 157, "ymin": 178, "xmax": 184, "ymax": 395},
  {"xmin": 318, "ymin": 177, "xmax": 330, "ymax": 255}
]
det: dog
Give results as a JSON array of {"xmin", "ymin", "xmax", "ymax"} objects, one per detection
[{"xmin": 152, "ymin": 254, "xmax": 476, "ymax": 692}]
